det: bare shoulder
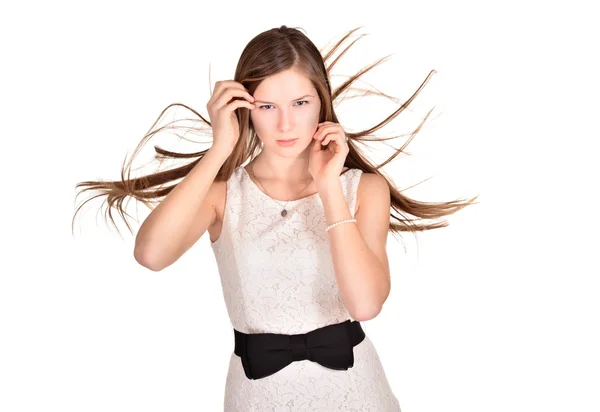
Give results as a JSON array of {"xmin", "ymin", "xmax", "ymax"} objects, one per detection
[{"xmin": 355, "ymin": 171, "xmax": 390, "ymax": 214}]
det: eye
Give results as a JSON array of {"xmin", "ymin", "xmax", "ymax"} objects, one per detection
[{"xmin": 258, "ymin": 100, "xmax": 309, "ymax": 110}]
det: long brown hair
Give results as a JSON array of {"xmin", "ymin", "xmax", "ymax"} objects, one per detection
[{"xmin": 72, "ymin": 25, "xmax": 478, "ymax": 245}]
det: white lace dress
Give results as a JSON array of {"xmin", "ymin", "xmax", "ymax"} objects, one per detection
[{"xmin": 211, "ymin": 165, "xmax": 401, "ymax": 412}]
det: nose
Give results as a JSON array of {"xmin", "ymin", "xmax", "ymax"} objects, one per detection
[{"xmin": 277, "ymin": 108, "xmax": 294, "ymax": 133}]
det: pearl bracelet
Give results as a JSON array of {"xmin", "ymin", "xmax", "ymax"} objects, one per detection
[{"xmin": 326, "ymin": 218, "xmax": 357, "ymax": 232}]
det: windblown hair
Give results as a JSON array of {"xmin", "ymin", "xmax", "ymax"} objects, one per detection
[{"xmin": 73, "ymin": 25, "xmax": 478, "ymax": 246}]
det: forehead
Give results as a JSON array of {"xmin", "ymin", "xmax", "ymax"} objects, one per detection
[{"xmin": 254, "ymin": 69, "xmax": 316, "ymax": 99}]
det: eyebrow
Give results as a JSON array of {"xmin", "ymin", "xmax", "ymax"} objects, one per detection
[{"xmin": 253, "ymin": 94, "xmax": 315, "ymax": 104}]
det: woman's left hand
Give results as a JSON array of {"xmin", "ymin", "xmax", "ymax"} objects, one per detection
[{"xmin": 308, "ymin": 121, "xmax": 349, "ymax": 184}]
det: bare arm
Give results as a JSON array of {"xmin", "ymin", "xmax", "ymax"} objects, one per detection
[
  {"xmin": 133, "ymin": 147, "xmax": 230, "ymax": 271},
  {"xmin": 317, "ymin": 174, "xmax": 391, "ymax": 321},
  {"xmin": 134, "ymin": 79, "xmax": 255, "ymax": 271}
]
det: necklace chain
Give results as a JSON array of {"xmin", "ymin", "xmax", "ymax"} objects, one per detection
[{"xmin": 251, "ymin": 162, "xmax": 314, "ymax": 217}]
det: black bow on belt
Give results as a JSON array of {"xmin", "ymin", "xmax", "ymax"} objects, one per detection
[{"xmin": 233, "ymin": 319, "xmax": 365, "ymax": 380}]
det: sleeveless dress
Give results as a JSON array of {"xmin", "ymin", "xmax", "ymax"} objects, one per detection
[{"xmin": 210, "ymin": 165, "xmax": 401, "ymax": 412}]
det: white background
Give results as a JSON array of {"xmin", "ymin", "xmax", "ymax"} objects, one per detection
[{"xmin": 1, "ymin": 0, "xmax": 598, "ymax": 411}]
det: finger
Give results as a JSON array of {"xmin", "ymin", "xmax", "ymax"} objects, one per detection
[
  {"xmin": 221, "ymin": 99, "xmax": 256, "ymax": 113},
  {"xmin": 315, "ymin": 125, "xmax": 340, "ymax": 142},
  {"xmin": 211, "ymin": 81, "xmax": 251, "ymax": 105},
  {"xmin": 314, "ymin": 121, "xmax": 333, "ymax": 132},
  {"xmin": 323, "ymin": 129, "xmax": 348, "ymax": 147},
  {"xmin": 311, "ymin": 137, "xmax": 324, "ymax": 152},
  {"xmin": 213, "ymin": 88, "xmax": 255, "ymax": 110},
  {"xmin": 212, "ymin": 80, "xmax": 246, "ymax": 97},
  {"xmin": 313, "ymin": 125, "xmax": 334, "ymax": 140},
  {"xmin": 211, "ymin": 82, "xmax": 251, "ymax": 102},
  {"xmin": 322, "ymin": 132, "xmax": 341, "ymax": 146}
]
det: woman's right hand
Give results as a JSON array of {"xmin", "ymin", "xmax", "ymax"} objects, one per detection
[{"xmin": 206, "ymin": 80, "xmax": 255, "ymax": 155}]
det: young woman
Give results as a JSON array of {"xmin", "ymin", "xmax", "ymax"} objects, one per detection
[{"xmin": 74, "ymin": 25, "xmax": 477, "ymax": 411}]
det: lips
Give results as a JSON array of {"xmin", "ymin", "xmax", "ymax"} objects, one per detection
[{"xmin": 277, "ymin": 139, "xmax": 297, "ymax": 142}]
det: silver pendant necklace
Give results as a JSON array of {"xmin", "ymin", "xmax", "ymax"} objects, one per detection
[{"xmin": 251, "ymin": 162, "xmax": 314, "ymax": 217}]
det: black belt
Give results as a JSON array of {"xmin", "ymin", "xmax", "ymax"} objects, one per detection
[{"xmin": 234, "ymin": 319, "xmax": 365, "ymax": 380}]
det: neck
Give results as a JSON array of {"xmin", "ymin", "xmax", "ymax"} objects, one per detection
[{"xmin": 252, "ymin": 154, "xmax": 313, "ymax": 184}]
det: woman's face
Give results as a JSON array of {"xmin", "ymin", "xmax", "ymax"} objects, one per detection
[{"xmin": 250, "ymin": 69, "xmax": 321, "ymax": 154}]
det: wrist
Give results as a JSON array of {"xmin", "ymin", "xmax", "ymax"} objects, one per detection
[
  {"xmin": 208, "ymin": 145, "xmax": 233, "ymax": 161},
  {"xmin": 315, "ymin": 175, "xmax": 340, "ymax": 191}
]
